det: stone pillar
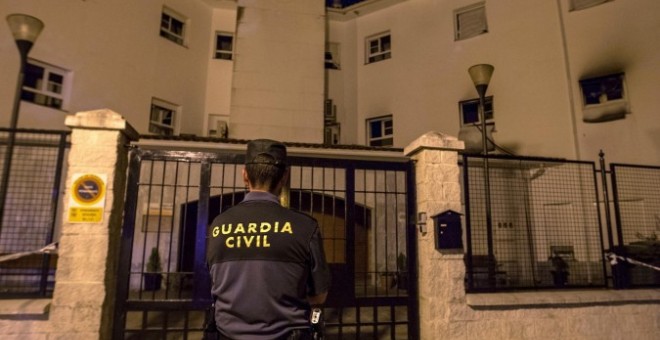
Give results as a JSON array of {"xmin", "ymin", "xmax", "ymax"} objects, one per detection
[
  {"xmin": 48, "ymin": 110, "xmax": 137, "ymax": 339},
  {"xmin": 404, "ymin": 131, "xmax": 465, "ymax": 339}
]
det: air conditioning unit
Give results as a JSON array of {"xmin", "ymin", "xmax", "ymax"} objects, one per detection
[
  {"xmin": 458, "ymin": 123, "xmax": 495, "ymax": 154},
  {"xmin": 324, "ymin": 99, "xmax": 336, "ymax": 125}
]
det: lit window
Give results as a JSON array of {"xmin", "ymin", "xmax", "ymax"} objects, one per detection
[
  {"xmin": 367, "ymin": 115, "xmax": 393, "ymax": 147},
  {"xmin": 570, "ymin": 0, "xmax": 612, "ymax": 11},
  {"xmin": 459, "ymin": 96, "xmax": 494, "ymax": 126},
  {"xmin": 454, "ymin": 2, "xmax": 488, "ymax": 41},
  {"xmin": 160, "ymin": 7, "xmax": 186, "ymax": 45},
  {"xmin": 21, "ymin": 59, "xmax": 70, "ymax": 110},
  {"xmin": 214, "ymin": 32, "xmax": 234, "ymax": 60},
  {"xmin": 365, "ymin": 32, "xmax": 391, "ymax": 64},
  {"xmin": 149, "ymin": 99, "xmax": 178, "ymax": 136}
]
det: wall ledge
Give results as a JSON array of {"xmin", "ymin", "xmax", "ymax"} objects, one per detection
[
  {"xmin": 467, "ymin": 289, "xmax": 660, "ymax": 309},
  {"xmin": 0, "ymin": 299, "xmax": 50, "ymax": 320}
]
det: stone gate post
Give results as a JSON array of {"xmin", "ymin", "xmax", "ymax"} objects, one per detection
[
  {"xmin": 404, "ymin": 131, "xmax": 465, "ymax": 339},
  {"xmin": 48, "ymin": 109, "xmax": 137, "ymax": 339}
]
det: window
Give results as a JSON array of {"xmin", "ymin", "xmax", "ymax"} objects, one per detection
[
  {"xmin": 214, "ymin": 32, "xmax": 234, "ymax": 60},
  {"xmin": 459, "ymin": 96, "xmax": 493, "ymax": 126},
  {"xmin": 324, "ymin": 99, "xmax": 339, "ymax": 145},
  {"xmin": 21, "ymin": 59, "xmax": 70, "ymax": 110},
  {"xmin": 325, "ymin": 42, "xmax": 340, "ymax": 69},
  {"xmin": 579, "ymin": 73, "xmax": 625, "ymax": 106},
  {"xmin": 569, "ymin": 0, "xmax": 612, "ymax": 11},
  {"xmin": 208, "ymin": 114, "xmax": 229, "ymax": 138},
  {"xmin": 367, "ymin": 115, "xmax": 393, "ymax": 147},
  {"xmin": 365, "ymin": 32, "xmax": 391, "ymax": 64},
  {"xmin": 579, "ymin": 73, "xmax": 628, "ymax": 122},
  {"xmin": 149, "ymin": 99, "xmax": 178, "ymax": 136},
  {"xmin": 454, "ymin": 2, "xmax": 488, "ymax": 41},
  {"xmin": 160, "ymin": 7, "xmax": 186, "ymax": 45}
]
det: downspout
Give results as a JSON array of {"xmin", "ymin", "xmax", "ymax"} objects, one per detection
[{"xmin": 556, "ymin": 0, "xmax": 582, "ymax": 160}]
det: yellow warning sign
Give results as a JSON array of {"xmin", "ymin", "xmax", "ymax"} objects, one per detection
[
  {"xmin": 68, "ymin": 173, "xmax": 107, "ymax": 223},
  {"xmin": 68, "ymin": 207, "xmax": 104, "ymax": 223}
]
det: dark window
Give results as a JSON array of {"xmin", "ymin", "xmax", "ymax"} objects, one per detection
[
  {"xmin": 21, "ymin": 60, "xmax": 67, "ymax": 110},
  {"xmin": 160, "ymin": 8, "xmax": 186, "ymax": 45},
  {"xmin": 579, "ymin": 74, "xmax": 624, "ymax": 106},
  {"xmin": 367, "ymin": 115, "xmax": 394, "ymax": 147},
  {"xmin": 460, "ymin": 96, "xmax": 493, "ymax": 126},
  {"xmin": 366, "ymin": 32, "xmax": 391, "ymax": 64},
  {"xmin": 215, "ymin": 33, "xmax": 233, "ymax": 60}
]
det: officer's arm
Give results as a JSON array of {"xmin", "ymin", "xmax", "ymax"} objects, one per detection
[{"xmin": 308, "ymin": 291, "xmax": 327, "ymax": 305}]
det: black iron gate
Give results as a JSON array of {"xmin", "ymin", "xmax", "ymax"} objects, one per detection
[{"xmin": 113, "ymin": 145, "xmax": 418, "ymax": 339}]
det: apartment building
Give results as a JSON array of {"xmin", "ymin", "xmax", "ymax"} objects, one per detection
[{"xmin": 1, "ymin": 0, "xmax": 659, "ymax": 163}]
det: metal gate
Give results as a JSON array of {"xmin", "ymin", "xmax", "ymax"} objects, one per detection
[{"xmin": 113, "ymin": 145, "xmax": 418, "ymax": 339}]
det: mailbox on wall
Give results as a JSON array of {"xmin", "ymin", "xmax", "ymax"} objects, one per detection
[{"xmin": 432, "ymin": 210, "xmax": 463, "ymax": 251}]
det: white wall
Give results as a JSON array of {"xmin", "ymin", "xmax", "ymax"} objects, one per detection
[
  {"xmin": 228, "ymin": 0, "xmax": 326, "ymax": 143},
  {"xmin": 327, "ymin": 0, "xmax": 660, "ymax": 164},
  {"xmin": 204, "ymin": 6, "xmax": 237, "ymax": 136},
  {"xmin": 333, "ymin": 0, "xmax": 575, "ymax": 157},
  {"xmin": 327, "ymin": 19, "xmax": 359, "ymax": 145},
  {"xmin": 2, "ymin": 0, "xmax": 659, "ymax": 164},
  {"xmin": 563, "ymin": 0, "xmax": 660, "ymax": 163},
  {"xmin": 0, "ymin": 0, "xmax": 213, "ymax": 135}
]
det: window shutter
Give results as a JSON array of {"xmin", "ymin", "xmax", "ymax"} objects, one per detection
[{"xmin": 456, "ymin": 5, "xmax": 487, "ymax": 40}]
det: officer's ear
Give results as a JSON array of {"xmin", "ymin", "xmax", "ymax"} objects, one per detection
[{"xmin": 242, "ymin": 168, "xmax": 250, "ymax": 188}]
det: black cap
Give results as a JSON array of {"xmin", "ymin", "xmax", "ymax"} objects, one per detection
[{"xmin": 246, "ymin": 139, "xmax": 287, "ymax": 167}]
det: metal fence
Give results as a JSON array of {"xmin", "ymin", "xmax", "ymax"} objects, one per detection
[
  {"xmin": 462, "ymin": 154, "xmax": 607, "ymax": 292},
  {"xmin": 113, "ymin": 145, "xmax": 418, "ymax": 339},
  {"xmin": 0, "ymin": 128, "xmax": 69, "ymax": 297},
  {"xmin": 610, "ymin": 163, "xmax": 660, "ymax": 287}
]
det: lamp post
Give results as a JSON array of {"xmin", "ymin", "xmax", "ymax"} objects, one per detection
[
  {"xmin": 0, "ymin": 14, "xmax": 44, "ymax": 231},
  {"xmin": 468, "ymin": 64, "xmax": 495, "ymax": 276}
]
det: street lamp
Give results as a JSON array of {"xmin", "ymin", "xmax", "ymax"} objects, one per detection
[
  {"xmin": 0, "ymin": 14, "xmax": 44, "ymax": 231},
  {"xmin": 468, "ymin": 63, "xmax": 495, "ymax": 282}
]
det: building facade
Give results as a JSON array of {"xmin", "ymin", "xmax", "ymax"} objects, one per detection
[{"xmin": 1, "ymin": 0, "xmax": 659, "ymax": 161}]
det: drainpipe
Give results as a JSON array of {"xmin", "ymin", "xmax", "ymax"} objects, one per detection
[{"xmin": 556, "ymin": 0, "xmax": 582, "ymax": 160}]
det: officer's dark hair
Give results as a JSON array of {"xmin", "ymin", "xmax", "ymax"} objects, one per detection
[{"xmin": 245, "ymin": 154, "xmax": 287, "ymax": 192}]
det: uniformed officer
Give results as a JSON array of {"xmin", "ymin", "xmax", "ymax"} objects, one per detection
[{"xmin": 207, "ymin": 139, "xmax": 331, "ymax": 340}]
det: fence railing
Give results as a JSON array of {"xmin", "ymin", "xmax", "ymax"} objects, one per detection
[
  {"xmin": 610, "ymin": 163, "xmax": 660, "ymax": 288},
  {"xmin": 463, "ymin": 153, "xmax": 660, "ymax": 292},
  {"xmin": 462, "ymin": 154, "xmax": 607, "ymax": 292},
  {"xmin": 0, "ymin": 128, "xmax": 70, "ymax": 297}
]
